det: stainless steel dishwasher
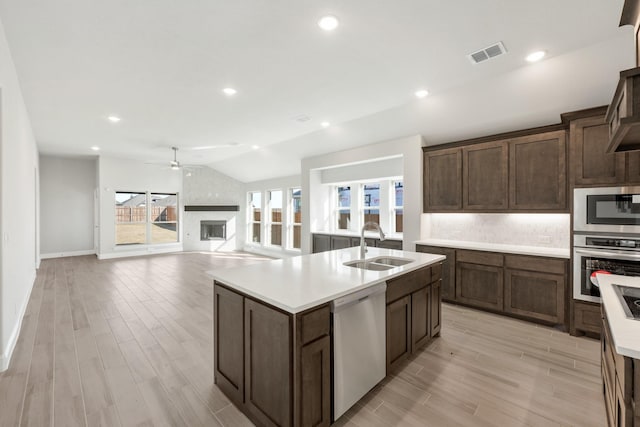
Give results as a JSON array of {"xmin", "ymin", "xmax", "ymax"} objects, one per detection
[{"xmin": 331, "ymin": 282, "xmax": 387, "ymax": 420}]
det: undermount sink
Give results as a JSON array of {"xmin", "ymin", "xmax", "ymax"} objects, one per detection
[{"xmin": 343, "ymin": 256, "xmax": 413, "ymax": 271}]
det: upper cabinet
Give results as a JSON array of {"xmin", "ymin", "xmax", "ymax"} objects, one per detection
[
  {"xmin": 423, "ymin": 147, "xmax": 462, "ymax": 211},
  {"xmin": 606, "ymin": 67, "xmax": 640, "ymax": 153},
  {"xmin": 463, "ymin": 141, "xmax": 508, "ymax": 210},
  {"xmin": 423, "ymin": 127, "xmax": 567, "ymax": 213}
]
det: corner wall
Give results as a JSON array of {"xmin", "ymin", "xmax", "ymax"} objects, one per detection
[{"xmin": 0, "ymin": 17, "xmax": 39, "ymax": 371}]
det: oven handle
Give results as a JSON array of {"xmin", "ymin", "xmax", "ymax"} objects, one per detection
[{"xmin": 575, "ymin": 248, "xmax": 640, "ymax": 261}]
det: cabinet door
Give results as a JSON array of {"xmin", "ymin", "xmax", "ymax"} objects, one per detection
[
  {"xmin": 509, "ymin": 131, "xmax": 567, "ymax": 211},
  {"xmin": 462, "ymin": 141, "xmax": 508, "ymax": 210},
  {"xmin": 416, "ymin": 245, "xmax": 456, "ymax": 301},
  {"xmin": 300, "ymin": 336, "xmax": 331, "ymax": 427},
  {"xmin": 214, "ymin": 284, "xmax": 244, "ymax": 407},
  {"xmin": 504, "ymin": 269, "xmax": 565, "ymax": 324},
  {"xmin": 431, "ymin": 280, "xmax": 442, "ymax": 337},
  {"xmin": 424, "ymin": 148, "xmax": 462, "ymax": 211},
  {"xmin": 615, "ymin": 378, "xmax": 633, "ymax": 427},
  {"xmin": 244, "ymin": 300, "xmax": 292, "ymax": 427},
  {"xmin": 570, "ymin": 115, "xmax": 625, "ymax": 186},
  {"xmin": 410, "ymin": 286, "xmax": 431, "ymax": 351},
  {"xmin": 331, "ymin": 235, "xmax": 352, "ymax": 250},
  {"xmin": 386, "ymin": 296, "xmax": 412, "ymax": 373},
  {"xmin": 456, "ymin": 262, "xmax": 504, "ymax": 311},
  {"xmin": 572, "ymin": 301, "xmax": 602, "ymax": 335},
  {"xmin": 626, "ymin": 151, "xmax": 640, "ymax": 183},
  {"xmin": 377, "ymin": 239, "xmax": 403, "ymax": 250},
  {"xmin": 312, "ymin": 234, "xmax": 331, "ymax": 253}
]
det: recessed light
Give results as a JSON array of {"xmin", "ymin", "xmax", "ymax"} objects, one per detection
[
  {"xmin": 107, "ymin": 116, "xmax": 121, "ymax": 123},
  {"xmin": 251, "ymin": 145, "xmax": 260, "ymax": 150},
  {"xmin": 415, "ymin": 90, "xmax": 429, "ymax": 99},
  {"xmin": 91, "ymin": 146, "xmax": 100, "ymax": 151},
  {"xmin": 525, "ymin": 51, "xmax": 546, "ymax": 63},
  {"xmin": 321, "ymin": 121, "xmax": 331, "ymax": 128},
  {"xmin": 222, "ymin": 87, "xmax": 237, "ymax": 96},
  {"xmin": 318, "ymin": 15, "xmax": 339, "ymax": 31}
]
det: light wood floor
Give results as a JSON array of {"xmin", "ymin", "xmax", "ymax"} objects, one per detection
[{"xmin": 0, "ymin": 253, "xmax": 605, "ymax": 427}]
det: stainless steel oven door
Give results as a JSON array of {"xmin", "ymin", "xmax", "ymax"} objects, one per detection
[
  {"xmin": 574, "ymin": 186, "xmax": 640, "ymax": 234},
  {"xmin": 573, "ymin": 247, "xmax": 640, "ymax": 302}
]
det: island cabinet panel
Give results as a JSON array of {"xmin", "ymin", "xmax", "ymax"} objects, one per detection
[
  {"xmin": 462, "ymin": 141, "xmax": 508, "ymax": 210},
  {"xmin": 508, "ymin": 131, "xmax": 567, "ymax": 211},
  {"xmin": 430, "ymin": 280, "xmax": 442, "ymax": 337},
  {"xmin": 570, "ymin": 115, "xmax": 626, "ymax": 186},
  {"xmin": 410, "ymin": 286, "xmax": 431, "ymax": 351},
  {"xmin": 416, "ymin": 245, "xmax": 456, "ymax": 301},
  {"xmin": 299, "ymin": 336, "xmax": 330, "ymax": 427},
  {"xmin": 312, "ymin": 234, "xmax": 331, "ymax": 253},
  {"xmin": 214, "ymin": 284, "xmax": 244, "ymax": 407},
  {"xmin": 423, "ymin": 147, "xmax": 462, "ymax": 211},
  {"xmin": 244, "ymin": 299, "xmax": 292, "ymax": 427},
  {"xmin": 386, "ymin": 295, "xmax": 412, "ymax": 373}
]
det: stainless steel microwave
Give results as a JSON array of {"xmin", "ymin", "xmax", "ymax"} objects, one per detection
[{"xmin": 574, "ymin": 186, "xmax": 640, "ymax": 234}]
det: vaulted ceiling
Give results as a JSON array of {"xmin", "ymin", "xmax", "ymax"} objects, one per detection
[{"xmin": 0, "ymin": 0, "xmax": 633, "ymax": 181}]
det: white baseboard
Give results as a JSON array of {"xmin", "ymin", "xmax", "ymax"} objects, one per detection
[
  {"xmin": 40, "ymin": 249, "xmax": 96, "ymax": 259},
  {"xmin": 0, "ymin": 270, "xmax": 37, "ymax": 372},
  {"xmin": 97, "ymin": 245, "xmax": 183, "ymax": 260}
]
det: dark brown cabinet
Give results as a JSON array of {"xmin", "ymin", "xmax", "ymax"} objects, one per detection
[
  {"xmin": 570, "ymin": 114, "xmax": 626, "ymax": 186},
  {"xmin": 573, "ymin": 300, "xmax": 602, "ymax": 335},
  {"xmin": 416, "ymin": 245, "xmax": 455, "ymax": 301},
  {"xmin": 423, "ymin": 147, "xmax": 462, "ymax": 211},
  {"xmin": 312, "ymin": 234, "xmax": 331, "ymax": 253},
  {"xmin": 503, "ymin": 255, "xmax": 566, "ymax": 325},
  {"xmin": 385, "ymin": 265, "xmax": 442, "ymax": 374},
  {"xmin": 311, "ymin": 233, "xmax": 402, "ymax": 253},
  {"xmin": 377, "ymin": 239, "xmax": 403, "ymax": 250},
  {"xmin": 456, "ymin": 250, "xmax": 504, "ymax": 311},
  {"xmin": 508, "ymin": 130, "xmax": 567, "ymax": 211},
  {"xmin": 462, "ymin": 141, "xmax": 508, "ymax": 210},
  {"xmin": 214, "ymin": 283, "xmax": 331, "ymax": 427},
  {"xmin": 330, "ymin": 235, "xmax": 352, "ymax": 250}
]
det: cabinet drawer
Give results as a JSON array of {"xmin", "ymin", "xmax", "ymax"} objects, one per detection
[
  {"xmin": 457, "ymin": 249, "xmax": 503, "ymax": 267},
  {"xmin": 431, "ymin": 263, "xmax": 442, "ymax": 282},
  {"xmin": 504, "ymin": 254, "xmax": 566, "ymax": 275},
  {"xmin": 299, "ymin": 305, "xmax": 330, "ymax": 345},
  {"xmin": 386, "ymin": 266, "xmax": 431, "ymax": 303}
]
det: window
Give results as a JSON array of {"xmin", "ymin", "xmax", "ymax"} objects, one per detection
[
  {"xmin": 337, "ymin": 186, "xmax": 351, "ymax": 230},
  {"xmin": 150, "ymin": 193, "xmax": 178, "ymax": 243},
  {"xmin": 289, "ymin": 188, "xmax": 302, "ymax": 250},
  {"xmin": 115, "ymin": 191, "xmax": 178, "ymax": 245},
  {"xmin": 267, "ymin": 190, "xmax": 283, "ymax": 246},
  {"xmin": 115, "ymin": 192, "xmax": 147, "ymax": 245},
  {"xmin": 393, "ymin": 181, "xmax": 403, "ymax": 233},
  {"xmin": 363, "ymin": 183, "xmax": 380, "ymax": 225},
  {"xmin": 248, "ymin": 192, "xmax": 262, "ymax": 243}
]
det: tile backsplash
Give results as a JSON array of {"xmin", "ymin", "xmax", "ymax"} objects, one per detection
[{"xmin": 422, "ymin": 213, "xmax": 570, "ymax": 249}]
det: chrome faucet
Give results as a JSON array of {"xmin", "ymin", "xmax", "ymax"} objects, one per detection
[{"xmin": 360, "ymin": 222, "xmax": 385, "ymax": 259}]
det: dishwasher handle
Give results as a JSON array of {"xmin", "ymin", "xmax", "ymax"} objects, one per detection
[{"xmin": 331, "ymin": 282, "xmax": 387, "ymax": 312}]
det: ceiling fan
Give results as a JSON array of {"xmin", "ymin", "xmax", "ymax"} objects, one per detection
[{"xmin": 146, "ymin": 146, "xmax": 205, "ymax": 171}]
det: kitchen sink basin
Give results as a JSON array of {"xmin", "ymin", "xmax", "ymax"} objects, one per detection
[{"xmin": 343, "ymin": 256, "xmax": 413, "ymax": 271}]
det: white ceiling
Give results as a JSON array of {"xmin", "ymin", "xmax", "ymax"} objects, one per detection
[{"xmin": 0, "ymin": 0, "xmax": 634, "ymax": 182}]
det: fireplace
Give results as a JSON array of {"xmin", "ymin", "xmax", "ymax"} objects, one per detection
[{"xmin": 201, "ymin": 220, "xmax": 226, "ymax": 240}]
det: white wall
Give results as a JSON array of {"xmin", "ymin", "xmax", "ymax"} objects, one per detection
[
  {"xmin": 97, "ymin": 156, "xmax": 182, "ymax": 259},
  {"xmin": 0, "ymin": 17, "xmax": 39, "ymax": 371},
  {"xmin": 182, "ymin": 166, "xmax": 245, "ymax": 251},
  {"xmin": 320, "ymin": 157, "xmax": 403, "ymax": 184},
  {"xmin": 301, "ymin": 135, "xmax": 423, "ymax": 254},
  {"xmin": 39, "ymin": 155, "xmax": 96, "ymax": 257},
  {"xmin": 244, "ymin": 175, "xmax": 301, "ymax": 258}
]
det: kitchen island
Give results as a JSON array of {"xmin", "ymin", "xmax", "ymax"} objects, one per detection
[
  {"xmin": 597, "ymin": 273, "xmax": 640, "ymax": 427},
  {"xmin": 209, "ymin": 247, "xmax": 445, "ymax": 427}
]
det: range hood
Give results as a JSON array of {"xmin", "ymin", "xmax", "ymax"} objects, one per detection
[{"xmin": 606, "ymin": 0, "xmax": 640, "ymax": 153}]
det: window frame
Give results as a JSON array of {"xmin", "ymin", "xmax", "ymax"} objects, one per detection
[
  {"xmin": 361, "ymin": 182, "xmax": 381, "ymax": 227},
  {"xmin": 288, "ymin": 187, "xmax": 302, "ymax": 251},
  {"xmin": 247, "ymin": 191, "xmax": 262, "ymax": 244},
  {"xmin": 115, "ymin": 191, "xmax": 179, "ymax": 246},
  {"xmin": 335, "ymin": 185, "xmax": 352, "ymax": 231},
  {"xmin": 266, "ymin": 189, "xmax": 284, "ymax": 247},
  {"xmin": 392, "ymin": 180, "xmax": 404, "ymax": 234}
]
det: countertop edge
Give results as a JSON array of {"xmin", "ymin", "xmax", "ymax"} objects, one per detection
[
  {"xmin": 414, "ymin": 239, "xmax": 570, "ymax": 259},
  {"xmin": 599, "ymin": 274, "xmax": 640, "ymax": 359}
]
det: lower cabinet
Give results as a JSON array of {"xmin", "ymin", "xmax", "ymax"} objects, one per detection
[
  {"xmin": 331, "ymin": 235, "xmax": 352, "ymax": 250},
  {"xmin": 214, "ymin": 282, "xmax": 331, "ymax": 427},
  {"xmin": 416, "ymin": 245, "xmax": 455, "ymax": 301},
  {"xmin": 573, "ymin": 300, "xmax": 602, "ymax": 335},
  {"xmin": 312, "ymin": 233, "xmax": 402, "ymax": 253},
  {"xmin": 385, "ymin": 265, "xmax": 442, "ymax": 373},
  {"xmin": 312, "ymin": 234, "xmax": 331, "ymax": 253},
  {"xmin": 601, "ymin": 309, "xmax": 639, "ymax": 427}
]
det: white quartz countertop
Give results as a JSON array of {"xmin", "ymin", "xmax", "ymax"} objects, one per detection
[
  {"xmin": 598, "ymin": 274, "xmax": 640, "ymax": 359},
  {"xmin": 414, "ymin": 238, "xmax": 570, "ymax": 259},
  {"xmin": 208, "ymin": 247, "xmax": 445, "ymax": 314}
]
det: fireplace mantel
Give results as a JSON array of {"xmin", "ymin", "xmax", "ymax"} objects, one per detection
[{"xmin": 184, "ymin": 205, "xmax": 239, "ymax": 212}]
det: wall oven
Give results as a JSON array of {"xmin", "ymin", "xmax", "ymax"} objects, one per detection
[
  {"xmin": 574, "ymin": 186, "xmax": 640, "ymax": 234},
  {"xmin": 573, "ymin": 235, "xmax": 640, "ymax": 302}
]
